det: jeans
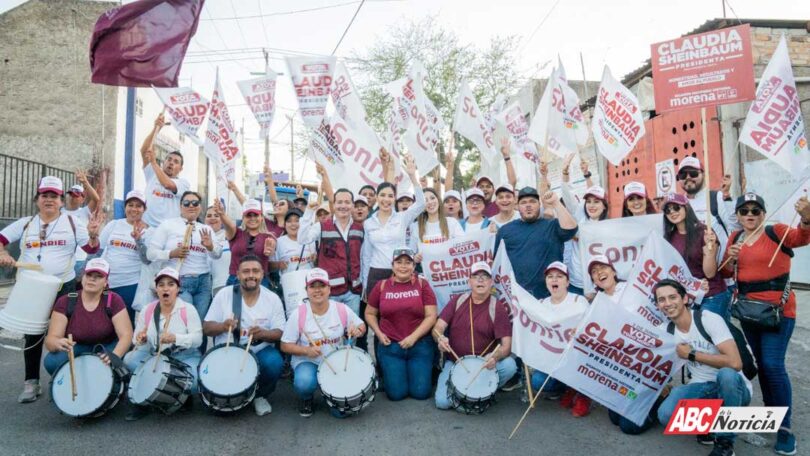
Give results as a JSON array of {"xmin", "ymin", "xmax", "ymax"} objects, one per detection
[
  {"xmin": 607, "ymin": 394, "xmax": 666, "ymax": 435},
  {"xmin": 531, "ymin": 370, "xmax": 566, "ymax": 395},
  {"xmin": 332, "ymin": 291, "xmax": 365, "ymax": 351},
  {"xmin": 254, "ymin": 345, "xmax": 284, "ymax": 398},
  {"xmin": 110, "ymin": 284, "xmax": 139, "ymax": 326},
  {"xmin": 376, "ymin": 336, "xmax": 434, "ymax": 401},
  {"xmin": 43, "ymin": 342, "xmax": 117, "ymax": 375},
  {"xmin": 124, "ymin": 348, "xmax": 202, "ymax": 395},
  {"xmin": 658, "ymin": 367, "xmax": 751, "ymax": 442},
  {"xmin": 435, "ymin": 357, "xmax": 517, "ymax": 409},
  {"xmin": 742, "ymin": 317, "xmax": 795, "ymax": 430},
  {"xmin": 698, "ymin": 289, "xmax": 732, "ymax": 321},
  {"xmin": 292, "ymin": 362, "xmax": 348, "ymax": 418},
  {"xmin": 179, "ymin": 273, "xmax": 212, "ymax": 352}
]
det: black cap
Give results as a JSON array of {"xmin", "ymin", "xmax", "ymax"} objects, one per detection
[
  {"xmin": 285, "ymin": 208, "xmax": 304, "ymax": 221},
  {"xmin": 517, "ymin": 186, "xmax": 540, "ymax": 201},
  {"xmin": 293, "ymin": 197, "xmax": 307, "ymax": 205},
  {"xmin": 735, "ymin": 192, "xmax": 766, "ymax": 212}
]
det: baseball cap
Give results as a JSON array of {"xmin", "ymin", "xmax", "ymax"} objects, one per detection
[
  {"xmin": 354, "ymin": 195, "xmax": 369, "ymax": 206},
  {"xmin": 735, "ymin": 192, "xmax": 766, "ymax": 212},
  {"xmin": 242, "ymin": 199, "xmax": 262, "ymax": 216},
  {"xmin": 587, "ymin": 255, "xmax": 613, "ymax": 274},
  {"xmin": 285, "ymin": 208, "xmax": 303, "ymax": 221},
  {"xmin": 470, "ymin": 261, "xmax": 492, "ymax": 276},
  {"xmin": 68, "ymin": 184, "xmax": 85, "ymax": 195},
  {"xmin": 517, "ymin": 186, "xmax": 540, "ymax": 201},
  {"xmin": 392, "ymin": 246, "xmax": 416, "ymax": 261},
  {"xmin": 678, "ymin": 156, "xmax": 703, "ymax": 172},
  {"xmin": 397, "ymin": 191, "xmax": 415, "ymax": 202},
  {"xmin": 465, "ymin": 188, "xmax": 486, "ymax": 201},
  {"xmin": 495, "ymin": 183, "xmax": 515, "ymax": 195},
  {"xmin": 305, "ymin": 268, "xmax": 330, "ymax": 286},
  {"xmin": 293, "ymin": 196, "xmax": 308, "ymax": 206},
  {"xmin": 155, "ymin": 267, "xmax": 181, "ymax": 285},
  {"xmin": 624, "ymin": 181, "xmax": 647, "ymax": 199},
  {"xmin": 475, "ymin": 175, "xmax": 494, "ymax": 186},
  {"xmin": 583, "ymin": 186, "xmax": 606, "ymax": 201},
  {"xmin": 545, "ymin": 261, "xmax": 568, "ymax": 277},
  {"xmin": 125, "ymin": 189, "xmax": 147, "ymax": 206},
  {"xmin": 38, "ymin": 176, "xmax": 63, "ymax": 195},
  {"xmin": 663, "ymin": 193, "xmax": 688, "ymax": 207},
  {"xmin": 84, "ymin": 258, "xmax": 110, "ymax": 277},
  {"xmin": 443, "ymin": 190, "xmax": 462, "ymax": 202}
]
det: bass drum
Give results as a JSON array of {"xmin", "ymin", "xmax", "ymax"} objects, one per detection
[
  {"xmin": 51, "ymin": 353, "xmax": 125, "ymax": 418},
  {"xmin": 198, "ymin": 344, "xmax": 259, "ymax": 413}
]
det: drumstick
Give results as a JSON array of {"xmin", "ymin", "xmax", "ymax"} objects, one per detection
[
  {"xmin": 465, "ymin": 343, "xmax": 501, "ymax": 389},
  {"xmin": 226, "ymin": 324, "xmax": 233, "ymax": 348},
  {"xmin": 480, "ymin": 339, "xmax": 496, "ymax": 357},
  {"xmin": 14, "ymin": 262, "xmax": 44, "ymax": 272},
  {"xmin": 240, "ymin": 333, "xmax": 254, "ymax": 372},
  {"xmin": 717, "ymin": 218, "xmax": 768, "ymax": 271},
  {"xmin": 67, "ymin": 334, "xmax": 76, "ymax": 401},
  {"xmin": 768, "ymin": 212, "xmax": 800, "ymax": 267},
  {"xmin": 176, "ymin": 223, "xmax": 194, "ymax": 271},
  {"xmin": 344, "ymin": 326, "xmax": 353, "ymax": 372},
  {"xmin": 303, "ymin": 331, "xmax": 336, "ymax": 374},
  {"xmin": 153, "ymin": 313, "xmax": 172, "ymax": 372},
  {"xmin": 432, "ymin": 329, "xmax": 470, "ymax": 373}
]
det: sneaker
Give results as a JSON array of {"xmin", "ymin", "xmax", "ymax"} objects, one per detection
[
  {"xmin": 298, "ymin": 399, "xmax": 314, "ymax": 418},
  {"xmin": 697, "ymin": 434, "xmax": 716, "ymax": 446},
  {"xmin": 559, "ymin": 389, "xmax": 577, "ymax": 409},
  {"xmin": 775, "ymin": 429, "xmax": 797, "ymax": 455},
  {"xmin": 571, "ymin": 394, "xmax": 592, "ymax": 418},
  {"xmin": 253, "ymin": 397, "xmax": 273, "ymax": 416},
  {"xmin": 18, "ymin": 380, "xmax": 41, "ymax": 403},
  {"xmin": 709, "ymin": 438, "xmax": 735, "ymax": 456},
  {"xmin": 500, "ymin": 375, "xmax": 523, "ymax": 392},
  {"xmin": 125, "ymin": 404, "xmax": 149, "ymax": 421}
]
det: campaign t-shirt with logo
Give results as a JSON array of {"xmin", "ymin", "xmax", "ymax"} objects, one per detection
[
  {"xmin": 147, "ymin": 218, "xmax": 222, "ymax": 276},
  {"xmin": 143, "ymin": 165, "xmax": 190, "ymax": 227},
  {"xmin": 205, "ymin": 286, "xmax": 286, "ymax": 353},
  {"xmin": 281, "ymin": 300, "xmax": 362, "ymax": 369},
  {"xmin": 439, "ymin": 293, "xmax": 511, "ymax": 358},
  {"xmin": 65, "ymin": 206, "xmax": 91, "ymax": 262},
  {"xmin": 367, "ymin": 277, "xmax": 437, "ymax": 342},
  {"xmin": 52, "ymin": 292, "xmax": 127, "ymax": 345},
  {"xmin": 273, "ymin": 235, "xmax": 316, "ymax": 275},
  {"xmin": 410, "ymin": 218, "xmax": 464, "ymax": 249},
  {"xmin": 99, "ymin": 219, "xmax": 151, "ymax": 288}
]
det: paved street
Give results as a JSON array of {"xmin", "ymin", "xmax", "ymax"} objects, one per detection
[{"xmin": 0, "ymin": 287, "xmax": 808, "ymax": 456}]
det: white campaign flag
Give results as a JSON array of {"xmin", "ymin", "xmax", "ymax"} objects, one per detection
[
  {"xmin": 203, "ymin": 69, "xmax": 240, "ymax": 169},
  {"xmin": 153, "ymin": 86, "xmax": 209, "ymax": 146},
  {"xmin": 550, "ymin": 293, "xmax": 681, "ymax": 426},
  {"xmin": 453, "ymin": 80, "xmax": 497, "ymax": 163},
  {"xmin": 497, "ymin": 102, "xmax": 538, "ymax": 186},
  {"xmin": 740, "ymin": 35, "xmax": 810, "ymax": 176},
  {"xmin": 215, "ymin": 159, "xmax": 236, "ymax": 210},
  {"xmin": 237, "ymin": 67, "xmax": 277, "ymax": 138},
  {"xmin": 591, "ymin": 66, "xmax": 646, "ymax": 165},
  {"xmin": 286, "ymin": 55, "xmax": 337, "ymax": 128},
  {"xmin": 770, "ymin": 174, "xmax": 810, "ymax": 224},
  {"xmin": 556, "ymin": 60, "xmax": 590, "ymax": 147},
  {"xmin": 528, "ymin": 64, "xmax": 586, "ymax": 159},
  {"xmin": 330, "ymin": 62, "xmax": 368, "ymax": 128}
]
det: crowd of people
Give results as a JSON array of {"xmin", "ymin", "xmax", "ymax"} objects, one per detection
[{"xmin": 0, "ymin": 113, "xmax": 808, "ymax": 456}]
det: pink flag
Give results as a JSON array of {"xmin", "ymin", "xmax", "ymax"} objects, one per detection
[{"xmin": 90, "ymin": 0, "xmax": 205, "ymax": 87}]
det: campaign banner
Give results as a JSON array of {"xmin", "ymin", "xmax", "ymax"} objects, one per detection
[
  {"xmin": 153, "ymin": 86, "xmax": 209, "ymax": 146},
  {"xmin": 740, "ymin": 35, "xmax": 810, "ymax": 177},
  {"xmin": 591, "ymin": 66, "xmax": 646, "ymax": 166},
  {"xmin": 453, "ymin": 80, "xmax": 497, "ymax": 163},
  {"xmin": 651, "ymin": 24, "xmax": 755, "ymax": 112},
  {"xmin": 578, "ymin": 214, "xmax": 663, "ymax": 293},
  {"xmin": 528, "ymin": 64, "xmax": 587, "ymax": 160},
  {"xmin": 551, "ymin": 292, "xmax": 681, "ymax": 426},
  {"xmin": 556, "ymin": 61, "xmax": 590, "ymax": 147},
  {"xmin": 421, "ymin": 230, "xmax": 495, "ymax": 312},
  {"xmin": 203, "ymin": 69, "xmax": 240, "ymax": 169},
  {"xmin": 237, "ymin": 67, "xmax": 277, "ymax": 138},
  {"xmin": 286, "ymin": 55, "xmax": 337, "ymax": 128},
  {"xmin": 215, "ymin": 159, "xmax": 236, "ymax": 211},
  {"xmin": 330, "ymin": 62, "xmax": 368, "ymax": 128},
  {"xmin": 497, "ymin": 102, "xmax": 538, "ymax": 186},
  {"xmin": 619, "ymin": 233, "xmax": 705, "ymax": 328}
]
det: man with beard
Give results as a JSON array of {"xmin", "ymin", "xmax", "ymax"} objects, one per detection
[
  {"xmin": 203, "ymin": 255, "xmax": 286, "ymax": 416},
  {"xmin": 140, "ymin": 113, "xmax": 191, "ymax": 227},
  {"xmin": 494, "ymin": 187, "xmax": 577, "ymax": 299}
]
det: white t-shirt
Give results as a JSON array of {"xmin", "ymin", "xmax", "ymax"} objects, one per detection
[
  {"xmin": 205, "ymin": 286, "xmax": 286, "ymax": 353},
  {"xmin": 0, "ymin": 213, "xmax": 88, "ymax": 281},
  {"xmin": 147, "ymin": 218, "xmax": 223, "ymax": 276},
  {"xmin": 411, "ymin": 218, "xmax": 464, "ymax": 250},
  {"xmin": 491, "ymin": 211, "xmax": 520, "ymax": 229},
  {"xmin": 462, "ymin": 219, "xmax": 486, "ymax": 233},
  {"xmin": 602, "ymin": 282, "xmax": 627, "ymax": 303},
  {"xmin": 274, "ymin": 235, "xmax": 316, "ymax": 275},
  {"xmin": 99, "ymin": 219, "xmax": 151, "ymax": 288},
  {"xmin": 673, "ymin": 310, "xmax": 752, "ymax": 395},
  {"xmin": 142, "ymin": 165, "xmax": 190, "ymax": 227},
  {"xmin": 209, "ymin": 229, "xmax": 230, "ymax": 289},
  {"xmin": 281, "ymin": 300, "xmax": 362, "ymax": 369},
  {"xmin": 64, "ymin": 207, "xmax": 91, "ymax": 262},
  {"xmin": 537, "ymin": 292, "xmax": 589, "ymax": 323}
]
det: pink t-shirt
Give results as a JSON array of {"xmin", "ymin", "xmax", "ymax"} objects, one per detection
[
  {"xmin": 52, "ymin": 292, "xmax": 126, "ymax": 345},
  {"xmin": 439, "ymin": 293, "xmax": 511, "ymax": 358},
  {"xmin": 367, "ymin": 276, "xmax": 436, "ymax": 342}
]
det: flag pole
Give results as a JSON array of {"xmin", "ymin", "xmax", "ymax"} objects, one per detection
[{"xmin": 701, "ymin": 107, "xmax": 712, "ymax": 228}]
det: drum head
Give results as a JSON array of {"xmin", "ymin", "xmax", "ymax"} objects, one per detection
[
  {"xmin": 317, "ymin": 347, "xmax": 375, "ymax": 398},
  {"xmin": 199, "ymin": 346, "xmax": 259, "ymax": 395},
  {"xmin": 128, "ymin": 354, "xmax": 168, "ymax": 404},
  {"xmin": 52, "ymin": 354, "xmax": 114, "ymax": 417},
  {"xmin": 449, "ymin": 356, "xmax": 499, "ymax": 400}
]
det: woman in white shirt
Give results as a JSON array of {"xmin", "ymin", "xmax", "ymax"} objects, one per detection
[
  {"xmin": 411, "ymin": 188, "xmax": 464, "ymax": 265},
  {"xmin": 204, "ymin": 203, "xmax": 230, "ymax": 297},
  {"xmin": 123, "ymin": 267, "xmax": 203, "ymax": 421},
  {"xmin": 586, "ymin": 255, "xmax": 626, "ymax": 303},
  {"xmin": 360, "ymin": 155, "xmax": 424, "ymax": 297},
  {"xmin": 272, "ymin": 208, "xmax": 317, "ymax": 275},
  {"xmin": 460, "ymin": 188, "xmax": 490, "ymax": 233}
]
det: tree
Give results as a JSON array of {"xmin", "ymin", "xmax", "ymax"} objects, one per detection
[{"xmin": 349, "ymin": 16, "xmax": 520, "ymax": 188}]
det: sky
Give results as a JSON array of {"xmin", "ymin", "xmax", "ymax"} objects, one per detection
[{"xmin": 1, "ymin": 0, "xmax": 809, "ymax": 183}]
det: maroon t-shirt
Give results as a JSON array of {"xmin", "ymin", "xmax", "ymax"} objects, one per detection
[
  {"xmin": 52, "ymin": 292, "xmax": 126, "ymax": 345},
  {"xmin": 668, "ymin": 230, "xmax": 727, "ymax": 297},
  {"xmin": 367, "ymin": 276, "xmax": 437, "ymax": 342},
  {"xmin": 228, "ymin": 229, "xmax": 276, "ymax": 275},
  {"xmin": 439, "ymin": 293, "xmax": 511, "ymax": 358},
  {"xmin": 264, "ymin": 219, "xmax": 285, "ymax": 239},
  {"xmin": 483, "ymin": 201, "xmax": 499, "ymax": 217}
]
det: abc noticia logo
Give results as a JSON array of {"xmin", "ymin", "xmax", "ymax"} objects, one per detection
[{"xmin": 664, "ymin": 399, "xmax": 788, "ymax": 435}]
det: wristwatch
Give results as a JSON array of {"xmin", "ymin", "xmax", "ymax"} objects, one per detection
[
  {"xmin": 688, "ymin": 349, "xmax": 696, "ymax": 362},
  {"xmin": 583, "ymin": 171, "xmax": 592, "ymax": 178}
]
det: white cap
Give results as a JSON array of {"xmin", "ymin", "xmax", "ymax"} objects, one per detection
[
  {"xmin": 476, "ymin": 175, "xmax": 494, "ymax": 186},
  {"xmin": 678, "ymin": 156, "xmax": 702, "ymax": 171},
  {"xmin": 397, "ymin": 191, "xmax": 415, "ymax": 201},
  {"xmin": 495, "ymin": 183, "xmax": 515, "ymax": 194},
  {"xmin": 155, "ymin": 267, "xmax": 181, "ymax": 285},
  {"xmin": 242, "ymin": 199, "xmax": 262, "ymax": 215},
  {"xmin": 624, "ymin": 181, "xmax": 647, "ymax": 199},
  {"xmin": 38, "ymin": 176, "xmax": 63, "ymax": 195},
  {"xmin": 125, "ymin": 189, "xmax": 146, "ymax": 206},
  {"xmin": 305, "ymin": 268, "xmax": 330, "ymax": 286},
  {"xmin": 443, "ymin": 190, "xmax": 462, "ymax": 202},
  {"xmin": 587, "ymin": 255, "xmax": 613, "ymax": 273},
  {"xmin": 68, "ymin": 184, "xmax": 85, "ymax": 195},
  {"xmin": 466, "ymin": 188, "xmax": 486, "ymax": 201},
  {"xmin": 545, "ymin": 261, "xmax": 568, "ymax": 277},
  {"xmin": 355, "ymin": 195, "xmax": 369, "ymax": 206},
  {"xmin": 470, "ymin": 261, "xmax": 492, "ymax": 276},
  {"xmin": 583, "ymin": 185, "xmax": 606, "ymax": 201},
  {"xmin": 84, "ymin": 258, "xmax": 110, "ymax": 277}
]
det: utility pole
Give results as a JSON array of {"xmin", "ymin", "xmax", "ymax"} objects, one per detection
[{"xmin": 721, "ymin": 0, "xmax": 726, "ymax": 18}]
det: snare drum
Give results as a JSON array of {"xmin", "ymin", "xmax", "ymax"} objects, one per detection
[
  {"xmin": 317, "ymin": 347, "xmax": 377, "ymax": 416},
  {"xmin": 51, "ymin": 353, "xmax": 125, "ymax": 418},
  {"xmin": 198, "ymin": 344, "xmax": 259, "ymax": 413},
  {"xmin": 446, "ymin": 355, "xmax": 499, "ymax": 414},
  {"xmin": 128, "ymin": 354, "xmax": 193, "ymax": 415}
]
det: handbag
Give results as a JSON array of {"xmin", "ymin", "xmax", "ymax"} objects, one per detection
[{"xmin": 730, "ymin": 231, "xmax": 789, "ymax": 330}]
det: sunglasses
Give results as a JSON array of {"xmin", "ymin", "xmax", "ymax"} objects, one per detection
[
  {"xmin": 677, "ymin": 169, "xmax": 701, "ymax": 180},
  {"xmin": 664, "ymin": 204, "xmax": 684, "ymax": 215},
  {"xmin": 181, "ymin": 200, "xmax": 201, "ymax": 208},
  {"xmin": 737, "ymin": 207, "xmax": 763, "ymax": 216},
  {"xmin": 247, "ymin": 235, "xmax": 256, "ymax": 251}
]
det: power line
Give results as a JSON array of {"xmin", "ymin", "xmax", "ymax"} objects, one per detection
[
  {"xmin": 332, "ymin": 0, "xmax": 365, "ymax": 55},
  {"xmin": 201, "ymin": 1, "xmax": 361, "ymax": 21},
  {"xmin": 518, "ymin": 0, "xmax": 563, "ymax": 53},
  {"xmin": 228, "ymin": 0, "xmax": 250, "ymax": 49},
  {"xmin": 256, "ymin": 0, "xmax": 272, "ymax": 49}
]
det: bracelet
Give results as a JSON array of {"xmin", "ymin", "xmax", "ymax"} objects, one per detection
[
  {"xmin": 503, "ymin": 157, "xmax": 511, "ymax": 162},
  {"xmin": 562, "ymin": 171, "xmax": 569, "ymax": 176},
  {"xmin": 583, "ymin": 171, "xmax": 592, "ymax": 178}
]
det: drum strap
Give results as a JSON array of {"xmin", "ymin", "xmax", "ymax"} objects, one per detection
[
  {"xmin": 66, "ymin": 291, "xmax": 112, "ymax": 320},
  {"xmin": 231, "ymin": 285, "xmax": 243, "ymax": 343}
]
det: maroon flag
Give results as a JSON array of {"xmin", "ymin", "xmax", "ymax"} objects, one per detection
[{"xmin": 90, "ymin": 0, "xmax": 205, "ymax": 87}]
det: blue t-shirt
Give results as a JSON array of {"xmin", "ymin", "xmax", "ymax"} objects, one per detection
[{"xmin": 494, "ymin": 218, "xmax": 577, "ymax": 299}]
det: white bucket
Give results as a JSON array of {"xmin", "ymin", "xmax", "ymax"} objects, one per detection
[
  {"xmin": 280, "ymin": 270, "xmax": 309, "ymax": 319},
  {"xmin": 0, "ymin": 270, "xmax": 62, "ymax": 335}
]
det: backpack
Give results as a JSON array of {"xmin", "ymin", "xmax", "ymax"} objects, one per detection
[
  {"xmin": 297, "ymin": 300, "xmax": 348, "ymax": 335},
  {"xmin": 66, "ymin": 291, "xmax": 113, "ymax": 320},
  {"xmin": 454, "ymin": 292, "xmax": 497, "ymax": 323},
  {"xmin": 729, "ymin": 225, "xmax": 794, "ymax": 258},
  {"xmin": 709, "ymin": 190, "xmax": 728, "ymax": 235},
  {"xmin": 667, "ymin": 309, "xmax": 758, "ymax": 380},
  {"xmin": 143, "ymin": 301, "xmax": 189, "ymax": 329}
]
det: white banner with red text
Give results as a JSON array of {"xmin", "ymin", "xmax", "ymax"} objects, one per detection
[
  {"xmin": 153, "ymin": 86, "xmax": 209, "ymax": 146},
  {"xmin": 286, "ymin": 55, "xmax": 337, "ymax": 129}
]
